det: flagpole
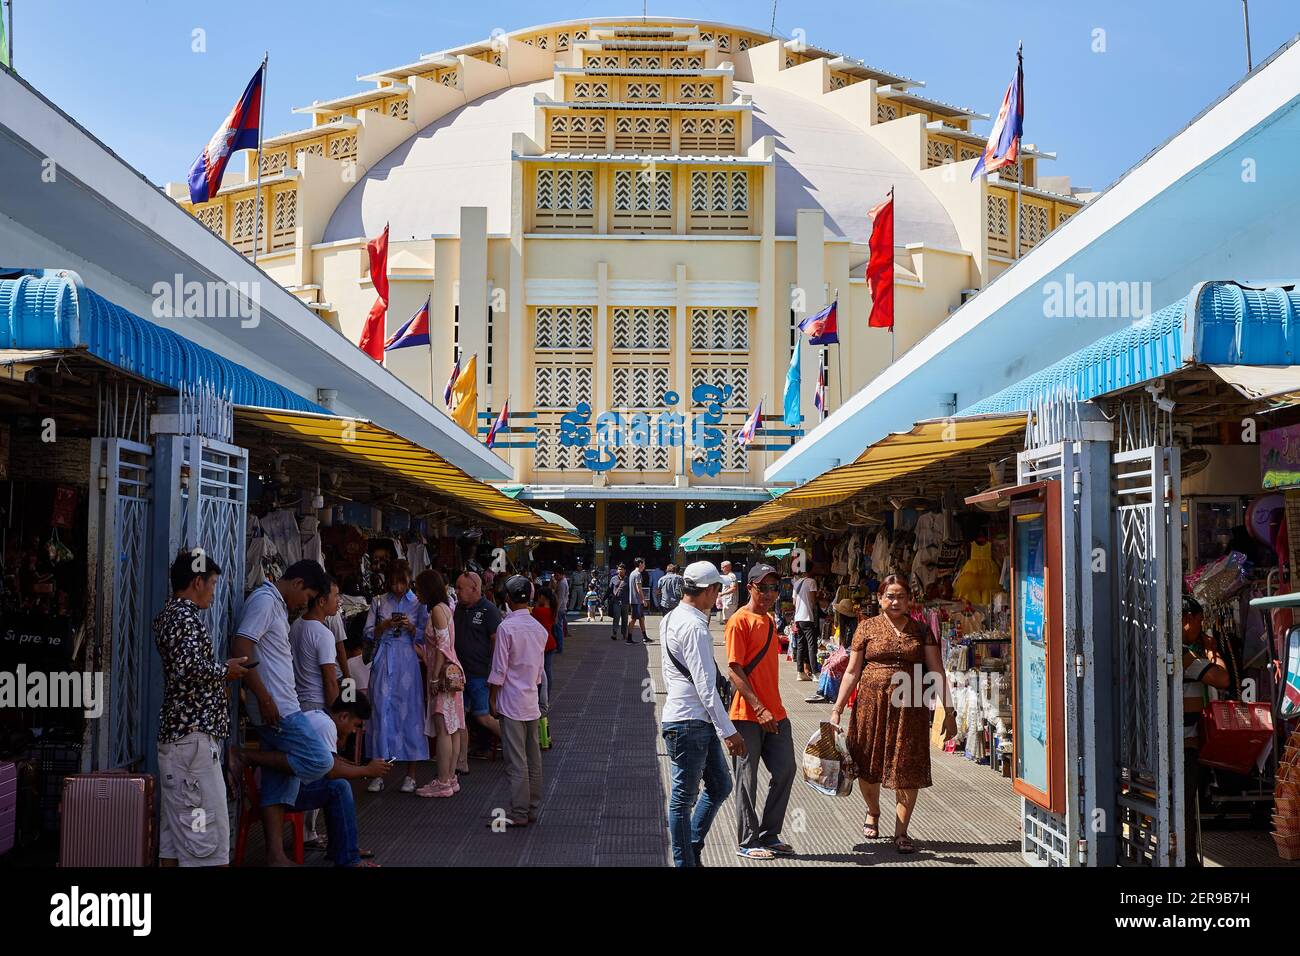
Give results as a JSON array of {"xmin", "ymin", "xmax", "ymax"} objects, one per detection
[
  {"xmin": 251, "ymin": 52, "xmax": 268, "ymax": 267},
  {"xmin": 4, "ymin": 0, "xmax": 13, "ymax": 70},
  {"xmin": 820, "ymin": 346, "xmax": 828, "ymax": 421},
  {"xmin": 831, "ymin": 286, "xmax": 843, "ymax": 415},
  {"xmin": 1013, "ymin": 43, "xmax": 1023, "ymax": 262}
]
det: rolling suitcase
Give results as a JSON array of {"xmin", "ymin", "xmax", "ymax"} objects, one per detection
[
  {"xmin": 0, "ymin": 761, "xmax": 15, "ymax": 856},
  {"xmin": 58, "ymin": 772, "xmax": 155, "ymax": 867}
]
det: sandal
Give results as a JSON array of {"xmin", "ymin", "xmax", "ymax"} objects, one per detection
[
  {"xmin": 346, "ymin": 859, "xmax": 381, "ymax": 868},
  {"xmin": 359, "ymin": 848, "xmax": 375, "ymax": 859},
  {"xmin": 893, "ymin": 834, "xmax": 916, "ymax": 854},
  {"xmin": 862, "ymin": 814, "xmax": 880, "ymax": 840},
  {"xmin": 303, "ymin": 835, "xmax": 329, "ymax": 851},
  {"xmin": 736, "ymin": 846, "xmax": 776, "ymax": 860}
]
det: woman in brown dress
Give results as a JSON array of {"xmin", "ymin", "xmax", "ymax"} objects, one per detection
[{"xmin": 830, "ymin": 575, "xmax": 956, "ymax": 853}]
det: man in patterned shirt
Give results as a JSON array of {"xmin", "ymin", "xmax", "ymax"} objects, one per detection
[{"xmin": 155, "ymin": 549, "xmax": 249, "ymax": 867}]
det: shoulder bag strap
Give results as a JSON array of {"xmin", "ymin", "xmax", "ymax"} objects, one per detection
[{"xmin": 743, "ymin": 619, "xmax": 775, "ymax": 675}]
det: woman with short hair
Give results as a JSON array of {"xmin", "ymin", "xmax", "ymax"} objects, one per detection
[{"xmin": 830, "ymin": 575, "xmax": 957, "ymax": 853}]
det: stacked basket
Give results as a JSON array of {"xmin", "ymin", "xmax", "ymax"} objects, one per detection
[{"xmin": 1275, "ymin": 727, "xmax": 1300, "ymax": 860}]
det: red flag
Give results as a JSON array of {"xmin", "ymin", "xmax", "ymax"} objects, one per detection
[
  {"xmin": 367, "ymin": 224, "xmax": 389, "ymax": 304},
  {"xmin": 358, "ymin": 224, "xmax": 389, "ymax": 361},
  {"xmin": 867, "ymin": 190, "xmax": 894, "ymax": 330}
]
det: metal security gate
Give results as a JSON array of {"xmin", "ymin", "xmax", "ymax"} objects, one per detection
[
  {"xmin": 183, "ymin": 436, "xmax": 249, "ymax": 660},
  {"xmin": 1113, "ymin": 444, "xmax": 1183, "ymax": 866},
  {"xmin": 87, "ymin": 437, "xmax": 153, "ymax": 770}
]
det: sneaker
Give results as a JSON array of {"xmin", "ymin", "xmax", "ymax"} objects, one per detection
[
  {"xmin": 625, "ymin": 637, "xmax": 633, "ymax": 644},
  {"xmin": 415, "ymin": 779, "xmax": 455, "ymax": 798},
  {"xmin": 804, "ymin": 694, "xmax": 829, "ymax": 704},
  {"xmin": 400, "ymin": 775, "xmax": 417, "ymax": 793},
  {"xmin": 450, "ymin": 775, "xmax": 461, "ymax": 794},
  {"xmin": 797, "ymin": 672, "xmax": 813, "ymax": 682},
  {"xmin": 367, "ymin": 777, "xmax": 384, "ymax": 793},
  {"xmin": 643, "ymin": 637, "xmax": 655, "ymax": 644}
]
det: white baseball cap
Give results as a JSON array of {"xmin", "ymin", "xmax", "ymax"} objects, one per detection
[{"xmin": 683, "ymin": 561, "xmax": 722, "ymax": 588}]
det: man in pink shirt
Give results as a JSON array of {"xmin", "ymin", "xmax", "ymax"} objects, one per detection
[{"xmin": 488, "ymin": 575, "xmax": 549, "ymax": 827}]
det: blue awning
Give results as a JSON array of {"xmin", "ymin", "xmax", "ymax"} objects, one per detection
[
  {"xmin": 0, "ymin": 274, "xmax": 324, "ymax": 412},
  {"xmin": 962, "ymin": 282, "xmax": 1300, "ymax": 415}
]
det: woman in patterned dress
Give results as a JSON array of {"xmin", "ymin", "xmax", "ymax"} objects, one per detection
[{"xmin": 830, "ymin": 575, "xmax": 957, "ymax": 853}]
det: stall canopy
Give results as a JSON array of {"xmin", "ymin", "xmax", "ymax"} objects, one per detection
[
  {"xmin": 711, "ymin": 413, "xmax": 1027, "ymax": 541},
  {"xmin": 529, "ymin": 508, "xmax": 580, "ymax": 535},
  {"xmin": 678, "ymin": 519, "xmax": 733, "ymax": 552},
  {"xmin": 964, "ymin": 282, "xmax": 1300, "ymax": 416},
  {"xmin": 235, "ymin": 407, "xmax": 581, "ymax": 542}
]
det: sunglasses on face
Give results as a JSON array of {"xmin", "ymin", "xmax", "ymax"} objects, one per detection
[{"xmin": 753, "ymin": 583, "xmax": 779, "ymax": 594}]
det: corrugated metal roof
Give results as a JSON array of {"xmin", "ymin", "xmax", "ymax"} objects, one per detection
[
  {"xmin": 0, "ymin": 274, "xmax": 325, "ymax": 412},
  {"xmin": 960, "ymin": 282, "xmax": 1300, "ymax": 415}
]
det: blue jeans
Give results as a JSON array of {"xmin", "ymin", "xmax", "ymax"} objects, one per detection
[
  {"xmin": 292, "ymin": 778, "xmax": 360, "ymax": 867},
  {"xmin": 256, "ymin": 710, "xmax": 336, "ymax": 808},
  {"xmin": 662, "ymin": 720, "xmax": 733, "ymax": 867},
  {"xmin": 544, "ymin": 649, "xmax": 554, "ymax": 691}
]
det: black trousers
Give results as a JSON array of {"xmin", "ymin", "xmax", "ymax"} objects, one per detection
[{"xmin": 794, "ymin": 621, "xmax": 819, "ymax": 673}]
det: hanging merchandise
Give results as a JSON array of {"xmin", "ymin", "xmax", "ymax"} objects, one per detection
[
  {"xmin": 298, "ymin": 515, "xmax": 323, "ymax": 566},
  {"xmin": 260, "ymin": 508, "xmax": 302, "ymax": 567},
  {"xmin": 50, "ymin": 485, "xmax": 77, "ymax": 529},
  {"xmin": 953, "ymin": 537, "xmax": 1000, "ymax": 605},
  {"xmin": 44, "ymin": 529, "xmax": 74, "ymax": 565}
]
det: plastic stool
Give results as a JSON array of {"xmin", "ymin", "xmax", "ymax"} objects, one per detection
[{"xmin": 234, "ymin": 766, "xmax": 305, "ymax": 866}]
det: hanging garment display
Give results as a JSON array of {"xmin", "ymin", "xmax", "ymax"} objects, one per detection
[
  {"xmin": 914, "ymin": 510, "xmax": 945, "ymax": 552},
  {"xmin": 953, "ymin": 540, "xmax": 1000, "ymax": 605},
  {"xmin": 260, "ymin": 509, "xmax": 302, "ymax": 568},
  {"xmin": 298, "ymin": 515, "xmax": 323, "ymax": 567},
  {"xmin": 870, "ymin": 530, "xmax": 890, "ymax": 576}
]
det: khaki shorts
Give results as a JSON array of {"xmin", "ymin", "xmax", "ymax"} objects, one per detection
[{"xmin": 158, "ymin": 732, "xmax": 230, "ymax": 866}]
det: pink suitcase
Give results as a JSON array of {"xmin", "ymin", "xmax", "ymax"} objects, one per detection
[
  {"xmin": 58, "ymin": 772, "xmax": 155, "ymax": 867},
  {"xmin": 0, "ymin": 761, "xmax": 16, "ymax": 856}
]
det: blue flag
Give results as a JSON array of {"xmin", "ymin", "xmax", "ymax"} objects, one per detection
[{"xmin": 783, "ymin": 339, "xmax": 801, "ymax": 427}]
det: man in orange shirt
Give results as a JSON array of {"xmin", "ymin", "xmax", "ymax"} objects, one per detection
[{"xmin": 726, "ymin": 564, "xmax": 797, "ymax": 860}]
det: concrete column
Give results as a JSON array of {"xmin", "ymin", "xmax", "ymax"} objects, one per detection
[
  {"xmin": 459, "ymin": 206, "xmax": 488, "ymax": 440},
  {"xmin": 674, "ymin": 262, "xmax": 689, "ymax": 484},
  {"xmin": 509, "ymin": 159, "xmax": 526, "ymax": 479},
  {"xmin": 755, "ymin": 164, "xmax": 777, "ymax": 477},
  {"xmin": 794, "ymin": 208, "xmax": 825, "ymax": 440},
  {"xmin": 595, "ymin": 260, "xmax": 610, "ymax": 414},
  {"xmin": 594, "ymin": 500, "xmax": 608, "ymax": 567}
]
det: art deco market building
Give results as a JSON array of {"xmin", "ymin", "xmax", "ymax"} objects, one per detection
[{"xmin": 171, "ymin": 17, "xmax": 1086, "ymax": 565}]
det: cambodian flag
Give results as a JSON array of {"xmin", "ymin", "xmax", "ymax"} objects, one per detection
[
  {"xmin": 384, "ymin": 297, "xmax": 431, "ymax": 351},
  {"xmin": 443, "ymin": 357, "xmax": 461, "ymax": 406},
  {"xmin": 737, "ymin": 399, "xmax": 763, "ymax": 447},
  {"xmin": 188, "ymin": 64, "xmax": 264, "ymax": 205},
  {"xmin": 799, "ymin": 300, "xmax": 839, "ymax": 345},
  {"xmin": 486, "ymin": 399, "xmax": 510, "ymax": 449},
  {"xmin": 971, "ymin": 45, "xmax": 1024, "ymax": 181}
]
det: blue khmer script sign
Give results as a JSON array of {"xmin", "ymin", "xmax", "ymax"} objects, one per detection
[{"xmin": 558, "ymin": 384, "xmax": 736, "ymax": 477}]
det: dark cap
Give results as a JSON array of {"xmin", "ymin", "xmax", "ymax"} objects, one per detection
[
  {"xmin": 505, "ymin": 575, "xmax": 534, "ymax": 603},
  {"xmin": 747, "ymin": 563, "xmax": 779, "ymax": 585}
]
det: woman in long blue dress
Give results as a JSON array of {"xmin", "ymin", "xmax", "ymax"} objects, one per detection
[{"xmin": 364, "ymin": 559, "xmax": 429, "ymax": 791}]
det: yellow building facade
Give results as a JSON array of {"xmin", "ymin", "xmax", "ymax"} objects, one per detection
[{"xmin": 170, "ymin": 17, "xmax": 1085, "ymax": 562}]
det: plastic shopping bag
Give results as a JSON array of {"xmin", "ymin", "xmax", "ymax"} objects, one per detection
[{"xmin": 801, "ymin": 721, "xmax": 857, "ymax": 797}]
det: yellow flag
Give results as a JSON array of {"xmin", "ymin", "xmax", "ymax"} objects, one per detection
[{"xmin": 451, "ymin": 354, "xmax": 477, "ymax": 434}]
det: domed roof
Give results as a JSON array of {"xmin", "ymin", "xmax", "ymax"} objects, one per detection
[{"xmin": 323, "ymin": 78, "xmax": 959, "ymax": 248}]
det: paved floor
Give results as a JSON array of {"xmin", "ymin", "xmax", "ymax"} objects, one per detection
[{"xmin": 243, "ymin": 612, "xmax": 1288, "ymax": 867}]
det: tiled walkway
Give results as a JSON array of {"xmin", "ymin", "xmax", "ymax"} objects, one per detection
[
  {"xmin": 252, "ymin": 612, "xmax": 1282, "ymax": 867},
  {"xmin": 337, "ymin": 612, "xmax": 1024, "ymax": 867}
]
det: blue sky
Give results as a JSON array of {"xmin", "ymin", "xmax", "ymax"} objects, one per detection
[{"xmin": 8, "ymin": 0, "xmax": 1299, "ymax": 191}]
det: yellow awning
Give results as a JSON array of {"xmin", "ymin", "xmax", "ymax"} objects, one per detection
[
  {"xmin": 711, "ymin": 413, "xmax": 1027, "ymax": 540},
  {"xmin": 235, "ymin": 407, "xmax": 581, "ymax": 543}
]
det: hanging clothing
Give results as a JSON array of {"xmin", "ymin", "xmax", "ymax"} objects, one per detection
[
  {"xmin": 914, "ymin": 511, "xmax": 945, "ymax": 552},
  {"xmin": 870, "ymin": 530, "xmax": 891, "ymax": 577},
  {"xmin": 953, "ymin": 541, "xmax": 1000, "ymax": 606},
  {"xmin": 298, "ymin": 515, "xmax": 323, "ymax": 567},
  {"xmin": 406, "ymin": 541, "xmax": 431, "ymax": 578},
  {"xmin": 261, "ymin": 509, "xmax": 302, "ymax": 568}
]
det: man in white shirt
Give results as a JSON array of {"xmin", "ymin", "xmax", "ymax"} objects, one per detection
[
  {"xmin": 791, "ymin": 571, "xmax": 820, "ymax": 686},
  {"xmin": 660, "ymin": 561, "xmax": 747, "ymax": 867},
  {"xmin": 718, "ymin": 561, "xmax": 740, "ymax": 623}
]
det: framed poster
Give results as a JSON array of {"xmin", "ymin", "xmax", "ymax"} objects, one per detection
[{"xmin": 1008, "ymin": 481, "xmax": 1066, "ymax": 813}]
